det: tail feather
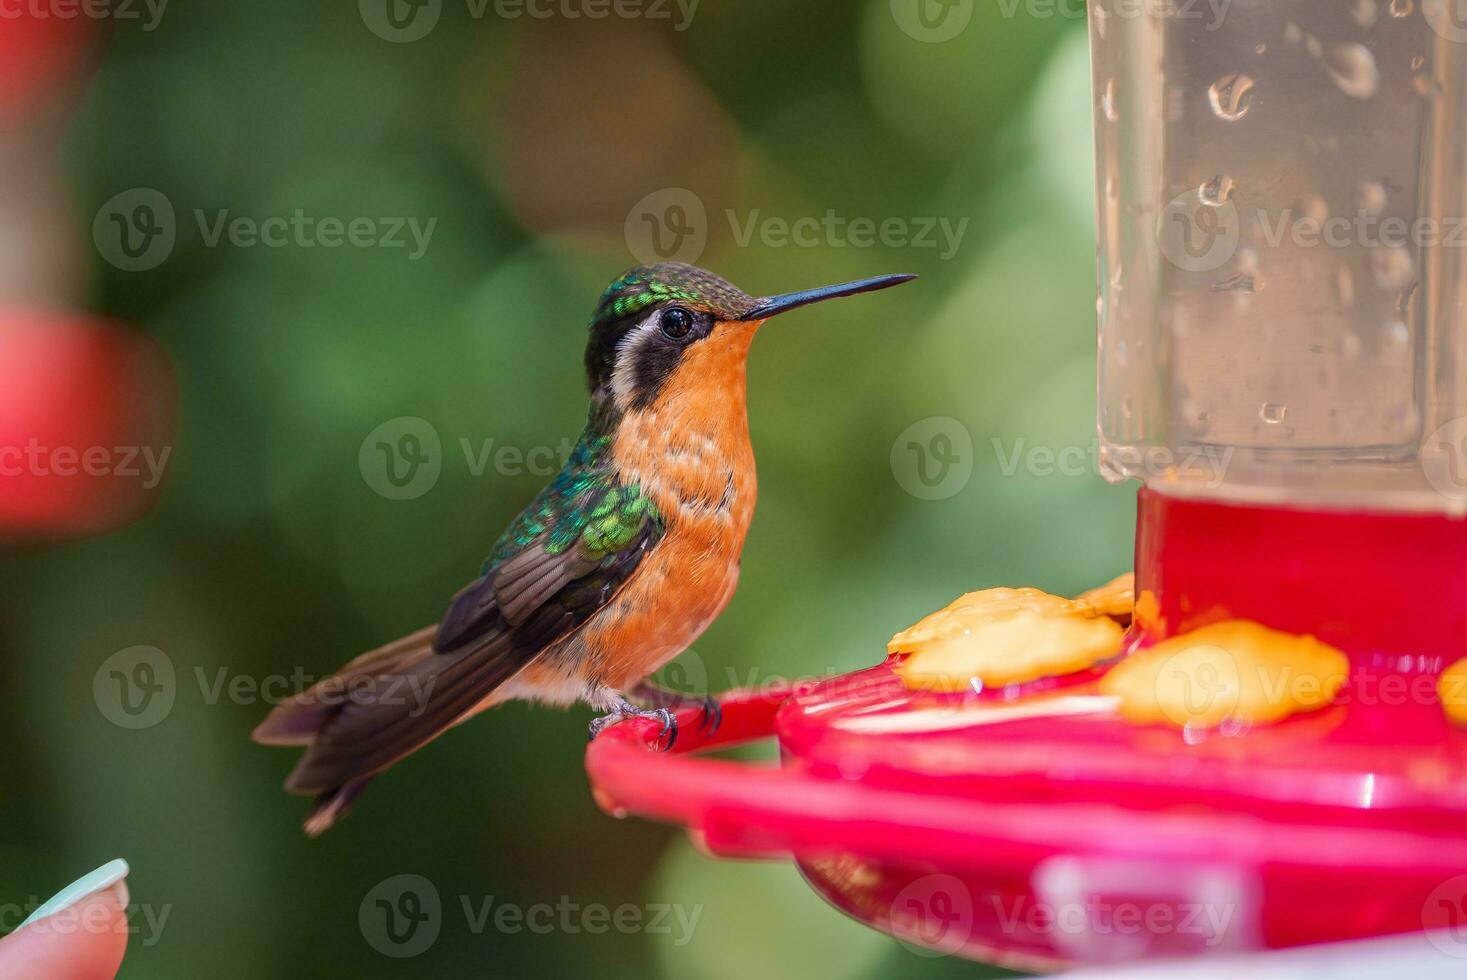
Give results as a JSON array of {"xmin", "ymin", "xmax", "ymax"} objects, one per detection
[
  {"xmin": 252, "ymin": 621, "xmax": 536, "ymax": 835},
  {"xmin": 303, "ymin": 778, "xmax": 375, "ymax": 838},
  {"xmin": 251, "ymin": 626, "xmax": 437, "ymax": 747}
]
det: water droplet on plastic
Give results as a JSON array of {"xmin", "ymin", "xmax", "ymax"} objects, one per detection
[
  {"xmin": 1324, "ymin": 44, "xmax": 1380, "ymax": 99},
  {"xmin": 1382, "ymin": 319, "xmax": 1410, "ymax": 348},
  {"xmin": 1260, "ymin": 403, "xmax": 1288, "ymax": 424},
  {"xmin": 1101, "ymin": 78, "xmax": 1119, "ymax": 122},
  {"xmin": 1398, "ymin": 279, "xmax": 1420, "ymax": 313},
  {"xmin": 1385, "ymin": 403, "xmax": 1419, "ymax": 434},
  {"xmin": 1353, "ymin": 0, "xmax": 1379, "ymax": 26},
  {"xmin": 1198, "ymin": 174, "xmax": 1236, "ymax": 206},
  {"xmin": 1211, "ymin": 274, "xmax": 1256, "ymax": 293},
  {"xmin": 1208, "ymin": 73, "xmax": 1255, "ymax": 121},
  {"xmin": 1412, "ymin": 55, "xmax": 1426, "ymax": 70},
  {"xmin": 1255, "ymin": 42, "xmax": 1268, "ymax": 55},
  {"xmin": 1390, "ymin": 0, "xmax": 1414, "ymax": 15},
  {"xmin": 1097, "ymin": 450, "xmax": 1129, "ymax": 485},
  {"xmin": 1371, "ymin": 245, "xmax": 1414, "ymax": 290},
  {"xmin": 1356, "ymin": 180, "xmax": 1387, "ymax": 216}
]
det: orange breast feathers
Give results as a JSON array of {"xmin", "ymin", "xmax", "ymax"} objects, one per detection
[{"xmin": 585, "ymin": 319, "xmax": 762, "ymax": 688}]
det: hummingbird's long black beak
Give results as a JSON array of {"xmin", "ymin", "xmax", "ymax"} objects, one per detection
[{"xmin": 742, "ymin": 273, "xmax": 917, "ymax": 320}]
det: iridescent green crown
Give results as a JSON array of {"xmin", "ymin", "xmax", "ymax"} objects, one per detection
[{"xmin": 590, "ymin": 262, "xmax": 756, "ymax": 329}]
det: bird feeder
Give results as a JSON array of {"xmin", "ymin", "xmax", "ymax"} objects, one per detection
[{"xmin": 586, "ymin": 1, "xmax": 1467, "ymax": 968}]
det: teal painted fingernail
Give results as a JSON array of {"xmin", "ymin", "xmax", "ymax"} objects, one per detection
[{"xmin": 19, "ymin": 859, "xmax": 130, "ymax": 929}]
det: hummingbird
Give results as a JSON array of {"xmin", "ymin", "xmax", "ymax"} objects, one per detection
[{"xmin": 252, "ymin": 262, "xmax": 916, "ymax": 835}]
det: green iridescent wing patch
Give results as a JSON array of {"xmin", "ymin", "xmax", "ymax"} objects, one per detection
[
  {"xmin": 435, "ymin": 416, "xmax": 665, "ymax": 653},
  {"xmin": 485, "ymin": 423, "xmax": 662, "ymax": 568}
]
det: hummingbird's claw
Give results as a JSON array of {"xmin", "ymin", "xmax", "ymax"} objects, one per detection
[
  {"xmin": 651, "ymin": 707, "xmax": 678, "ymax": 751},
  {"xmin": 588, "ymin": 698, "xmax": 678, "ymax": 751},
  {"xmin": 629, "ymin": 681, "xmax": 720, "ymax": 739},
  {"xmin": 698, "ymin": 696, "xmax": 722, "ymax": 737}
]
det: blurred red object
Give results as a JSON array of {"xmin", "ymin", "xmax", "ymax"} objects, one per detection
[
  {"xmin": 0, "ymin": 311, "xmax": 174, "ymax": 539},
  {"xmin": 0, "ymin": 5, "xmax": 94, "ymax": 122}
]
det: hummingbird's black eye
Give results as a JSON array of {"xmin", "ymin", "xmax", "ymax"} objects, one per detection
[{"xmin": 660, "ymin": 307, "xmax": 693, "ymax": 340}]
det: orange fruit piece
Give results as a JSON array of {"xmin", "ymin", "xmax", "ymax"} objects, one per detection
[
  {"xmin": 1439, "ymin": 657, "xmax": 1467, "ymax": 726},
  {"xmin": 1100, "ymin": 620, "xmax": 1348, "ymax": 729},
  {"xmin": 892, "ymin": 587, "xmax": 1124, "ymax": 690},
  {"xmin": 1076, "ymin": 572, "xmax": 1134, "ymax": 621}
]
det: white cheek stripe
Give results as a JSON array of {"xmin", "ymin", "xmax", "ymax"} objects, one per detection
[{"xmin": 609, "ymin": 315, "xmax": 662, "ymax": 408}]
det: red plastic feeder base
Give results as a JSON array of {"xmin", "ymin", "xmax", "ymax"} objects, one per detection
[{"xmin": 585, "ymin": 489, "xmax": 1467, "ymax": 968}]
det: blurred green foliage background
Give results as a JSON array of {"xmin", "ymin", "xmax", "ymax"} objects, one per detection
[{"xmin": 1, "ymin": 0, "xmax": 1135, "ymax": 975}]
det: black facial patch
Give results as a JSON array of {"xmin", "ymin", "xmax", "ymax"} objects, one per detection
[
  {"xmin": 627, "ymin": 307, "xmax": 714, "ymax": 408},
  {"xmin": 585, "ymin": 316, "xmax": 636, "ymax": 392}
]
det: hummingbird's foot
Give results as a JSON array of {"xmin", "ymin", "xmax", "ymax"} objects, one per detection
[
  {"xmin": 630, "ymin": 682, "xmax": 722, "ymax": 737},
  {"xmin": 588, "ymin": 695, "xmax": 678, "ymax": 750}
]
